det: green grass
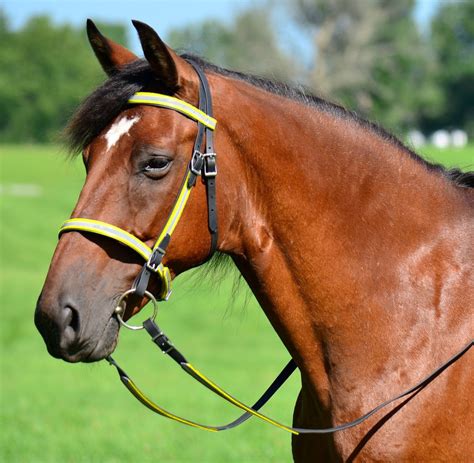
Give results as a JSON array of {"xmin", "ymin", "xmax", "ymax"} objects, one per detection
[
  {"xmin": 0, "ymin": 144, "xmax": 299, "ymax": 463},
  {"xmin": 416, "ymin": 144, "xmax": 474, "ymax": 170},
  {"xmin": 1, "ymin": 144, "xmax": 473, "ymax": 463}
]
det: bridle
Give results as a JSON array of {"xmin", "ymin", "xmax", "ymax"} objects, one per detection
[
  {"xmin": 58, "ymin": 60, "xmax": 473, "ymax": 434},
  {"xmin": 60, "ymin": 60, "xmax": 218, "ymax": 303}
]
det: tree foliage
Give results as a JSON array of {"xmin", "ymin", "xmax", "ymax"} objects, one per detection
[
  {"xmin": 421, "ymin": 1, "xmax": 474, "ymax": 135},
  {"xmin": 0, "ymin": 3, "xmax": 471, "ymax": 143},
  {"xmin": 291, "ymin": 0, "xmax": 442, "ymax": 134},
  {"xmin": 0, "ymin": 13, "xmax": 127, "ymax": 143},
  {"xmin": 168, "ymin": 1, "xmax": 471, "ymax": 137},
  {"xmin": 168, "ymin": 7, "xmax": 296, "ymax": 82}
]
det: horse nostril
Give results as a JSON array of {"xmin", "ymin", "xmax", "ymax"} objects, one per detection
[
  {"xmin": 35, "ymin": 297, "xmax": 85, "ymax": 359},
  {"xmin": 63, "ymin": 305, "xmax": 80, "ymax": 344}
]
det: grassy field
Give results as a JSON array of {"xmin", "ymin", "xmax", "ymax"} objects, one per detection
[
  {"xmin": 415, "ymin": 143, "xmax": 474, "ymax": 170},
  {"xmin": 1, "ymin": 143, "xmax": 473, "ymax": 463}
]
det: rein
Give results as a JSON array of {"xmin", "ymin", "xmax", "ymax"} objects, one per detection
[
  {"xmin": 58, "ymin": 61, "xmax": 473, "ymax": 435},
  {"xmin": 108, "ymin": 316, "xmax": 473, "ymax": 434}
]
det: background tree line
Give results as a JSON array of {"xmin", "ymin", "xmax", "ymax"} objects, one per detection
[{"xmin": 0, "ymin": 0, "xmax": 472, "ymax": 144}]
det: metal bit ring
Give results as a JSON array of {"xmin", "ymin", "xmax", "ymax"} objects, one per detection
[{"xmin": 114, "ymin": 289, "xmax": 158, "ymax": 331}]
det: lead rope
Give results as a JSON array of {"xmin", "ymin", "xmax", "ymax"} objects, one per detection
[{"xmin": 107, "ymin": 316, "xmax": 472, "ymax": 434}]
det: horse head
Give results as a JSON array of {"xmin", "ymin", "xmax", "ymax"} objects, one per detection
[{"xmin": 35, "ymin": 21, "xmax": 225, "ymax": 362}]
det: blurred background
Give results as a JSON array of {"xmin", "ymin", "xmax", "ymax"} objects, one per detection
[
  {"xmin": 1, "ymin": 0, "xmax": 474, "ymax": 146},
  {"xmin": 1, "ymin": 1, "xmax": 473, "ymax": 462}
]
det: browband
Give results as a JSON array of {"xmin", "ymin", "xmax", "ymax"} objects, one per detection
[{"xmin": 129, "ymin": 92, "xmax": 217, "ymax": 129}]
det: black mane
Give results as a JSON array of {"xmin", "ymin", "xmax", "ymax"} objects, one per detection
[
  {"xmin": 65, "ymin": 57, "xmax": 473, "ymax": 188},
  {"xmin": 65, "ymin": 60, "xmax": 155, "ymax": 154}
]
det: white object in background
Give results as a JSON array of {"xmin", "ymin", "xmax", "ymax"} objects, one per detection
[
  {"xmin": 431, "ymin": 130, "xmax": 450, "ymax": 149},
  {"xmin": 451, "ymin": 129, "xmax": 468, "ymax": 148},
  {"xmin": 407, "ymin": 130, "xmax": 426, "ymax": 149}
]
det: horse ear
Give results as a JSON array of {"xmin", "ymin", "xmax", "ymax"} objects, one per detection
[
  {"xmin": 132, "ymin": 20, "xmax": 187, "ymax": 94},
  {"xmin": 87, "ymin": 19, "xmax": 138, "ymax": 76}
]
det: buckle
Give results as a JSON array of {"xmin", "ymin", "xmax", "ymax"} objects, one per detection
[
  {"xmin": 146, "ymin": 251, "xmax": 163, "ymax": 272},
  {"xmin": 203, "ymin": 153, "xmax": 217, "ymax": 177},
  {"xmin": 145, "ymin": 235, "xmax": 169, "ymax": 272},
  {"xmin": 146, "ymin": 260, "xmax": 160, "ymax": 272},
  {"xmin": 190, "ymin": 150, "xmax": 204, "ymax": 176},
  {"xmin": 151, "ymin": 331, "xmax": 175, "ymax": 354}
]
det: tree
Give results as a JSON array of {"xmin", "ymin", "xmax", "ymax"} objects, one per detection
[
  {"xmin": 0, "ymin": 12, "xmax": 128, "ymax": 143},
  {"xmin": 290, "ymin": 0, "xmax": 440, "ymax": 134},
  {"xmin": 168, "ymin": 7, "xmax": 296, "ymax": 82},
  {"xmin": 423, "ymin": 1, "xmax": 474, "ymax": 136}
]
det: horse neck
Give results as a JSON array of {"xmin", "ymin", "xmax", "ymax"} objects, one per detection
[{"xmin": 212, "ymin": 74, "xmax": 470, "ymax": 404}]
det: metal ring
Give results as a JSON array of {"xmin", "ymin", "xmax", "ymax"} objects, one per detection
[{"xmin": 114, "ymin": 289, "xmax": 158, "ymax": 331}]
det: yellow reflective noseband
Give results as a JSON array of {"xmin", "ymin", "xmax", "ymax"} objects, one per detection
[
  {"xmin": 60, "ymin": 218, "xmax": 153, "ymax": 261},
  {"xmin": 58, "ymin": 218, "xmax": 172, "ymax": 300}
]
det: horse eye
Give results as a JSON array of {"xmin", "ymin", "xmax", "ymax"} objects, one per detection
[{"xmin": 143, "ymin": 156, "xmax": 171, "ymax": 178}]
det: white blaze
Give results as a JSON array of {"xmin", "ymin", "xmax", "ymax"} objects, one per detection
[{"xmin": 104, "ymin": 115, "xmax": 140, "ymax": 152}]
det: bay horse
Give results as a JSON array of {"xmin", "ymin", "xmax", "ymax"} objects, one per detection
[{"xmin": 35, "ymin": 20, "xmax": 473, "ymax": 462}]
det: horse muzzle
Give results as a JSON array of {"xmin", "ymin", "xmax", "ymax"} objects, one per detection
[{"xmin": 35, "ymin": 291, "xmax": 119, "ymax": 363}]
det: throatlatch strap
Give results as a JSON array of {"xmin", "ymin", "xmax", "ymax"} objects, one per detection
[{"xmin": 205, "ymin": 176, "xmax": 218, "ymax": 253}]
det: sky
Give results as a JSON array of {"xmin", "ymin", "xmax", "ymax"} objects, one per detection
[
  {"xmin": 4, "ymin": 0, "xmax": 441, "ymax": 54},
  {"xmin": 4, "ymin": 0, "xmax": 254, "ymax": 51},
  {"xmin": 4, "ymin": 1, "xmax": 442, "ymax": 31}
]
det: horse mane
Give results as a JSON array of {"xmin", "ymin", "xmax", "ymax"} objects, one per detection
[{"xmin": 65, "ymin": 57, "xmax": 474, "ymax": 189}]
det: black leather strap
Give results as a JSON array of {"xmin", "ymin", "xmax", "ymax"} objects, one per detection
[
  {"xmin": 133, "ymin": 234, "xmax": 171, "ymax": 299},
  {"xmin": 187, "ymin": 59, "xmax": 218, "ymax": 259},
  {"xmin": 132, "ymin": 265, "xmax": 153, "ymax": 299},
  {"xmin": 143, "ymin": 318, "xmax": 188, "ymax": 365}
]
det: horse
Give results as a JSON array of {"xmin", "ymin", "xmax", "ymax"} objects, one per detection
[{"xmin": 35, "ymin": 20, "xmax": 473, "ymax": 462}]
